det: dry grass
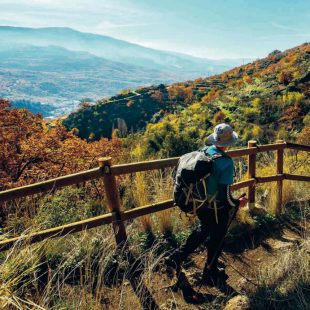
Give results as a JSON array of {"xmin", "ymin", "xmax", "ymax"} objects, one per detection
[
  {"xmin": 254, "ymin": 150, "xmax": 310, "ymax": 214},
  {"xmin": 265, "ymin": 179, "xmax": 310, "ymax": 215},
  {"xmin": 0, "ymin": 225, "xmax": 120, "ymax": 309},
  {"xmin": 133, "ymin": 172, "xmax": 153, "ymax": 233},
  {"xmin": 0, "ymin": 245, "xmax": 44, "ymax": 309},
  {"xmin": 126, "ymin": 168, "xmax": 195, "ymax": 237},
  {"xmin": 252, "ymin": 234, "xmax": 310, "ymax": 309},
  {"xmin": 0, "ymin": 147, "xmax": 309, "ymax": 309},
  {"xmin": 152, "ymin": 170, "xmax": 174, "ymax": 235},
  {"xmin": 1, "ymin": 212, "xmax": 309, "ymax": 310}
]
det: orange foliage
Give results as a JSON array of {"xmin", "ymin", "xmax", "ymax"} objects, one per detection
[
  {"xmin": 168, "ymin": 85, "xmax": 194, "ymax": 104},
  {"xmin": 230, "ymin": 79, "xmax": 244, "ymax": 89},
  {"xmin": 0, "ymin": 99, "xmax": 123, "ymax": 190},
  {"xmin": 243, "ymin": 74, "xmax": 252, "ymax": 84},
  {"xmin": 201, "ymin": 88, "xmax": 221, "ymax": 103},
  {"xmin": 297, "ymin": 125, "xmax": 310, "ymax": 145},
  {"xmin": 213, "ymin": 111, "xmax": 226, "ymax": 124},
  {"xmin": 220, "ymin": 73, "xmax": 227, "ymax": 82},
  {"xmin": 278, "ymin": 70, "xmax": 293, "ymax": 85},
  {"xmin": 151, "ymin": 90, "xmax": 165, "ymax": 103},
  {"xmin": 279, "ymin": 104, "xmax": 302, "ymax": 130}
]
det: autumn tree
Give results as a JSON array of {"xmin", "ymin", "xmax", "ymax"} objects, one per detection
[
  {"xmin": 78, "ymin": 99, "xmax": 93, "ymax": 110},
  {"xmin": 297, "ymin": 124, "xmax": 310, "ymax": 145},
  {"xmin": 279, "ymin": 104, "xmax": 302, "ymax": 130},
  {"xmin": 0, "ymin": 99, "xmax": 43, "ymax": 188},
  {"xmin": 0, "ymin": 99, "xmax": 124, "ymax": 190},
  {"xmin": 278, "ymin": 70, "xmax": 293, "ymax": 85},
  {"xmin": 168, "ymin": 85, "xmax": 194, "ymax": 104},
  {"xmin": 243, "ymin": 74, "xmax": 252, "ymax": 84},
  {"xmin": 213, "ymin": 111, "xmax": 227, "ymax": 125},
  {"xmin": 151, "ymin": 90, "xmax": 165, "ymax": 103}
]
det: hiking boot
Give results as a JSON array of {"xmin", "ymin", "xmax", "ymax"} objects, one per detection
[
  {"xmin": 200, "ymin": 267, "xmax": 228, "ymax": 286},
  {"xmin": 183, "ymin": 290, "xmax": 206, "ymax": 304},
  {"xmin": 218, "ymin": 259, "xmax": 226, "ymax": 269},
  {"xmin": 175, "ymin": 271, "xmax": 207, "ymax": 304},
  {"xmin": 164, "ymin": 254, "xmax": 181, "ymax": 271}
]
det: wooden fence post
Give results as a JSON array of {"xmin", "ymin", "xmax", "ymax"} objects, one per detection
[
  {"xmin": 248, "ymin": 140, "xmax": 257, "ymax": 211},
  {"xmin": 98, "ymin": 157, "xmax": 127, "ymax": 246},
  {"xmin": 276, "ymin": 140, "xmax": 284, "ymax": 216}
]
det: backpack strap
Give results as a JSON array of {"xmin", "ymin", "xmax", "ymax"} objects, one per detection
[{"xmin": 202, "ymin": 145, "xmax": 230, "ymax": 159}]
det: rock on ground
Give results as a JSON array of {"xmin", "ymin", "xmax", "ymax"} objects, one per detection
[{"xmin": 223, "ymin": 295, "xmax": 250, "ymax": 310}]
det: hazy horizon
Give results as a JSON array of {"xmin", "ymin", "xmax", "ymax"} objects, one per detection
[{"xmin": 1, "ymin": 0, "xmax": 309, "ymax": 59}]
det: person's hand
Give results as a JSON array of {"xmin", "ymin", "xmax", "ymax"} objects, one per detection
[{"xmin": 239, "ymin": 196, "xmax": 248, "ymax": 208}]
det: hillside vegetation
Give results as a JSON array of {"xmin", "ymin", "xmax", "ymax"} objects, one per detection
[
  {"xmin": 0, "ymin": 43, "xmax": 309, "ymax": 310},
  {"xmin": 64, "ymin": 43, "xmax": 310, "ymax": 157},
  {"xmin": 0, "ymin": 98, "xmax": 124, "ymax": 191}
]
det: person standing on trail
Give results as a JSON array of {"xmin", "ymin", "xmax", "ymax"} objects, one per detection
[{"xmin": 166, "ymin": 123, "xmax": 248, "ymax": 285}]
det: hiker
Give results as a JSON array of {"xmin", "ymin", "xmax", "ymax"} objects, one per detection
[{"xmin": 166, "ymin": 123, "xmax": 248, "ymax": 285}]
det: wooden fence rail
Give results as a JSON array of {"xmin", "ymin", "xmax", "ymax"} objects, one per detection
[
  {"xmin": 0, "ymin": 141, "xmax": 309, "ymax": 252},
  {"xmin": 0, "ymin": 142, "xmax": 290, "ymax": 203}
]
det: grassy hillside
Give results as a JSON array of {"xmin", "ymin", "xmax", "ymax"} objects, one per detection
[
  {"xmin": 63, "ymin": 84, "xmax": 176, "ymax": 139},
  {"xmin": 141, "ymin": 43, "xmax": 310, "ymax": 157},
  {"xmin": 64, "ymin": 43, "xmax": 309, "ymax": 156}
]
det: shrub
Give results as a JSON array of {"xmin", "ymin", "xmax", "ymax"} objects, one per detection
[
  {"xmin": 278, "ymin": 70, "xmax": 293, "ymax": 85},
  {"xmin": 34, "ymin": 188, "xmax": 102, "ymax": 229}
]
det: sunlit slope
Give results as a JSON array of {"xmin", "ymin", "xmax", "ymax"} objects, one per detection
[{"xmin": 64, "ymin": 43, "xmax": 309, "ymax": 154}]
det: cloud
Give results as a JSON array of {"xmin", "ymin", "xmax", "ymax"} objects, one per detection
[
  {"xmin": 0, "ymin": 0, "xmax": 147, "ymax": 17},
  {"xmin": 1, "ymin": 1, "xmax": 153, "ymax": 26},
  {"xmin": 0, "ymin": 0, "xmax": 153, "ymax": 35},
  {"xmin": 271, "ymin": 22, "xmax": 299, "ymax": 32}
]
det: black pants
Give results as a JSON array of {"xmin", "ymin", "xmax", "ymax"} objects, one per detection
[{"xmin": 174, "ymin": 204, "xmax": 229, "ymax": 269}]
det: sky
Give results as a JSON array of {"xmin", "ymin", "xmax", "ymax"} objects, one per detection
[{"xmin": 0, "ymin": 0, "xmax": 309, "ymax": 59}]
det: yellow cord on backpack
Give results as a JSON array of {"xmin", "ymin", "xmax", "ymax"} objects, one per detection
[
  {"xmin": 185, "ymin": 183, "xmax": 193, "ymax": 206},
  {"xmin": 183, "ymin": 180, "xmax": 219, "ymax": 221},
  {"xmin": 214, "ymin": 200, "xmax": 218, "ymax": 224},
  {"xmin": 202, "ymin": 178, "xmax": 207, "ymax": 197},
  {"xmin": 193, "ymin": 199, "xmax": 197, "ymax": 216}
]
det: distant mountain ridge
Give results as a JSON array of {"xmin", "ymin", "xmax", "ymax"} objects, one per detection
[
  {"xmin": 0, "ymin": 44, "xmax": 177, "ymax": 116},
  {"xmin": 0, "ymin": 26, "xmax": 246, "ymax": 117},
  {"xmin": 0, "ymin": 26, "xmax": 243, "ymax": 73}
]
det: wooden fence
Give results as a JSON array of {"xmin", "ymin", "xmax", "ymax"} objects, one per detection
[{"xmin": 0, "ymin": 140, "xmax": 309, "ymax": 252}]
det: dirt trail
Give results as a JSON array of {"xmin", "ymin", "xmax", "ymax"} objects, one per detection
[
  {"xmin": 99, "ymin": 215, "xmax": 308, "ymax": 310},
  {"xmin": 149, "ymin": 219, "xmax": 306, "ymax": 310}
]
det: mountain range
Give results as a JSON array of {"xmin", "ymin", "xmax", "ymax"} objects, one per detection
[{"xmin": 0, "ymin": 26, "xmax": 246, "ymax": 117}]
